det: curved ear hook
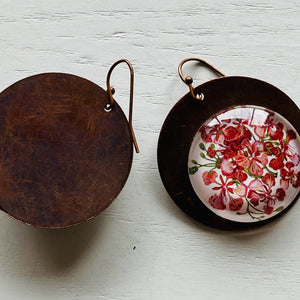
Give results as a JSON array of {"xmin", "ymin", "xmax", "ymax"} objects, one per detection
[
  {"xmin": 106, "ymin": 59, "xmax": 139, "ymax": 153},
  {"xmin": 178, "ymin": 58, "xmax": 226, "ymax": 101}
]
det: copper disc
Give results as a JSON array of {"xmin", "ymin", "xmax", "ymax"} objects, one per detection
[
  {"xmin": 0, "ymin": 73, "xmax": 133, "ymax": 228},
  {"xmin": 158, "ymin": 76, "xmax": 300, "ymax": 230}
]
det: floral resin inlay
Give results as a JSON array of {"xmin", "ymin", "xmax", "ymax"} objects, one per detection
[{"xmin": 188, "ymin": 106, "xmax": 300, "ymax": 222}]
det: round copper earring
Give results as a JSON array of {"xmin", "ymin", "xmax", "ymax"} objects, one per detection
[
  {"xmin": 0, "ymin": 59, "xmax": 139, "ymax": 228},
  {"xmin": 158, "ymin": 58, "xmax": 300, "ymax": 230}
]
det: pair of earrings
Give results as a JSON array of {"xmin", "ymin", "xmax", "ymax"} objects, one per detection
[{"xmin": 0, "ymin": 58, "xmax": 299, "ymax": 230}]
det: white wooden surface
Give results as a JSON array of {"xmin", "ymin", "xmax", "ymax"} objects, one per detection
[{"xmin": 0, "ymin": 1, "xmax": 300, "ymax": 299}]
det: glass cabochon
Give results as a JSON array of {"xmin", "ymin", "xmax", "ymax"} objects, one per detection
[{"xmin": 188, "ymin": 105, "xmax": 300, "ymax": 222}]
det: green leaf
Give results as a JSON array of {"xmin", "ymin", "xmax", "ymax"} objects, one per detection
[
  {"xmin": 189, "ymin": 166, "xmax": 199, "ymax": 175},
  {"xmin": 200, "ymin": 153, "xmax": 206, "ymax": 158},
  {"xmin": 210, "ymin": 143, "xmax": 215, "ymax": 149},
  {"xmin": 275, "ymin": 206, "xmax": 284, "ymax": 212},
  {"xmin": 216, "ymin": 158, "xmax": 222, "ymax": 168},
  {"xmin": 191, "ymin": 160, "xmax": 198, "ymax": 164},
  {"xmin": 199, "ymin": 142, "xmax": 206, "ymax": 150}
]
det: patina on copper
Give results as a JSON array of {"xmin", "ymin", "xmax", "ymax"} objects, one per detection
[
  {"xmin": 158, "ymin": 59, "xmax": 300, "ymax": 230},
  {"xmin": 0, "ymin": 67, "xmax": 137, "ymax": 228}
]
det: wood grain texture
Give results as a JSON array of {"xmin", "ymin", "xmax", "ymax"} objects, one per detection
[{"xmin": 0, "ymin": 0, "xmax": 299, "ymax": 299}]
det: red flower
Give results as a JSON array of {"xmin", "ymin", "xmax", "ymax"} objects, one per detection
[
  {"xmin": 200, "ymin": 123, "xmax": 224, "ymax": 143},
  {"xmin": 286, "ymin": 129, "xmax": 296, "ymax": 143},
  {"xmin": 232, "ymin": 166, "xmax": 248, "ymax": 182},
  {"xmin": 220, "ymin": 158, "xmax": 248, "ymax": 182},
  {"xmin": 210, "ymin": 123, "xmax": 252, "ymax": 152},
  {"xmin": 235, "ymin": 141, "xmax": 268, "ymax": 176},
  {"xmin": 266, "ymin": 115, "xmax": 284, "ymax": 140},
  {"xmin": 233, "ymin": 183, "xmax": 247, "ymax": 197},
  {"xmin": 247, "ymin": 174, "xmax": 285, "ymax": 211},
  {"xmin": 229, "ymin": 197, "xmax": 243, "ymax": 211},
  {"xmin": 205, "ymin": 174, "xmax": 247, "ymax": 211},
  {"xmin": 268, "ymin": 122, "xmax": 283, "ymax": 140},
  {"xmin": 262, "ymin": 172, "xmax": 275, "ymax": 187},
  {"xmin": 270, "ymin": 129, "xmax": 299, "ymax": 170},
  {"xmin": 280, "ymin": 162, "xmax": 300, "ymax": 189},
  {"xmin": 200, "ymin": 124, "xmax": 219, "ymax": 143},
  {"xmin": 254, "ymin": 126, "xmax": 266, "ymax": 138},
  {"xmin": 224, "ymin": 125, "xmax": 252, "ymax": 152},
  {"xmin": 276, "ymin": 188, "xmax": 286, "ymax": 201},
  {"xmin": 264, "ymin": 142, "xmax": 280, "ymax": 156},
  {"xmin": 214, "ymin": 124, "xmax": 227, "ymax": 144},
  {"xmin": 207, "ymin": 146, "xmax": 216, "ymax": 158},
  {"xmin": 270, "ymin": 153, "xmax": 284, "ymax": 170},
  {"xmin": 247, "ymin": 179, "xmax": 265, "ymax": 206},
  {"xmin": 223, "ymin": 126, "xmax": 239, "ymax": 141},
  {"xmin": 254, "ymin": 116, "xmax": 284, "ymax": 141},
  {"xmin": 220, "ymin": 158, "xmax": 235, "ymax": 176},
  {"xmin": 263, "ymin": 205, "xmax": 274, "ymax": 215},
  {"xmin": 291, "ymin": 153, "xmax": 300, "ymax": 166},
  {"xmin": 202, "ymin": 170, "xmax": 218, "ymax": 185},
  {"xmin": 209, "ymin": 192, "xmax": 226, "ymax": 210}
]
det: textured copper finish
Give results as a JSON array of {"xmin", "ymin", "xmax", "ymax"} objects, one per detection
[
  {"xmin": 158, "ymin": 76, "xmax": 300, "ymax": 230},
  {"xmin": 0, "ymin": 73, "xmax": 133, "ymax": 228}
]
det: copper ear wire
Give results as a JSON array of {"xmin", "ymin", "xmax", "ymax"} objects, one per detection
[
  {"xmin": 106, "ymin": 59, "xmax": 139, "ymax": 153},
  {"xmin": 178, "ymin": 58, "xmax": 225, "ymax": 101}
]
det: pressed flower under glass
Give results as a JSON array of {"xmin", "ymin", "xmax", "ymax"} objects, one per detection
[{"xmin": 188, "ymin": 105, "xmax": 300, "ymax": 222}]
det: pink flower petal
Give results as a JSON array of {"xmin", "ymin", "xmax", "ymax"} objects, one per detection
[
  {"xmin": 249, "ymin": 160, "xmax": 264, "ymax": 176},
  {"xmin": 209, "ymin": 193, "xmax": 226, "ymax": 210},
  {"xmin": 262, "ymin": 173, "xmax": 275, "ymax": 188},
  {"xmin": 276, "ymin": 188, "xmax": 286, "ymax": 201},
  {"xmin": 286, "ymin": 129, "xmax": 296, "ymax": 142},
  {"xmin": 229, "ymin": 197, "xmax": 243, "ymax": 211},
  {"xmin": 214, "ymin": 132, "xmax": 225, "ymax": 144},
  {"xmin": 291, "ymin": 153, "xmax": 300, "ymax": 166},
  {"xmin": 270, "ymin": 154, "xmax": 284, "ymax": 170},
  {"xmin": 223, "ymin": 126, "xmax": 239, "ymax": 141},
  {"xmin": 202, "ymin": 170, "xmax": 218, "ymax": 185},
  {"xmin": 221, "ymin": 158, "xmax": 235, "ymax": 175},
  {"xmin": 252, "ymin": 141, "xmax": 264, "ymax": 153},
  {"xmin": 254, "ymin": 126, "xmax": 266, "ymax": 138},
  {"xmin": 257, "ymin": 153, "xmax": 268, "ymax": 166},
  {"xmin": 248, "ymin": 190, "xmax": 261, "ymax": 206},
  {"xmin": 235, "ymin": 151, "xmax": 250, "ymax": 169},
  {"xmin": 292, "ymin": 172, "xmax": 300, "ymax": 188},
  {"xmin": 249, "ymin": 179, "xmax": 264, "ymax": 192},
  {"xmin": 280, "ymin": 179, "xmax": 289, "ymax": 190},
  {"xmin": 263, "ymin": 205, "xmax": 274, "ymax": 214},
  {"xmin": 233, "ymin": 183, "xmax": 247, "ymax": 197}
]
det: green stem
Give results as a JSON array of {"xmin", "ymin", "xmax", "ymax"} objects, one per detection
[
  {"xmin": 193, "ymin": 163, "xmax": 216, "ymax": 168},
  {"xmin": 237, "ymin": 199, "xmax": 266, "ymax": 220},
  {"xmin": 263, "ymin": 165, "xmax": 277, "ymax": 177},
  {"xmin": 201, "ymin": 163, "xmax": 216, "ymax": 168},
  {"xmin": 203, "ymin": 157, "xmax": 217, "ymax": 163},
  {"xmin": 244, "ymin": 169, "xmax": 263, "ymax": 179},
  {"xmin": 246, "ymin": 198, "xmax": 265, "ymax": 213}
]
